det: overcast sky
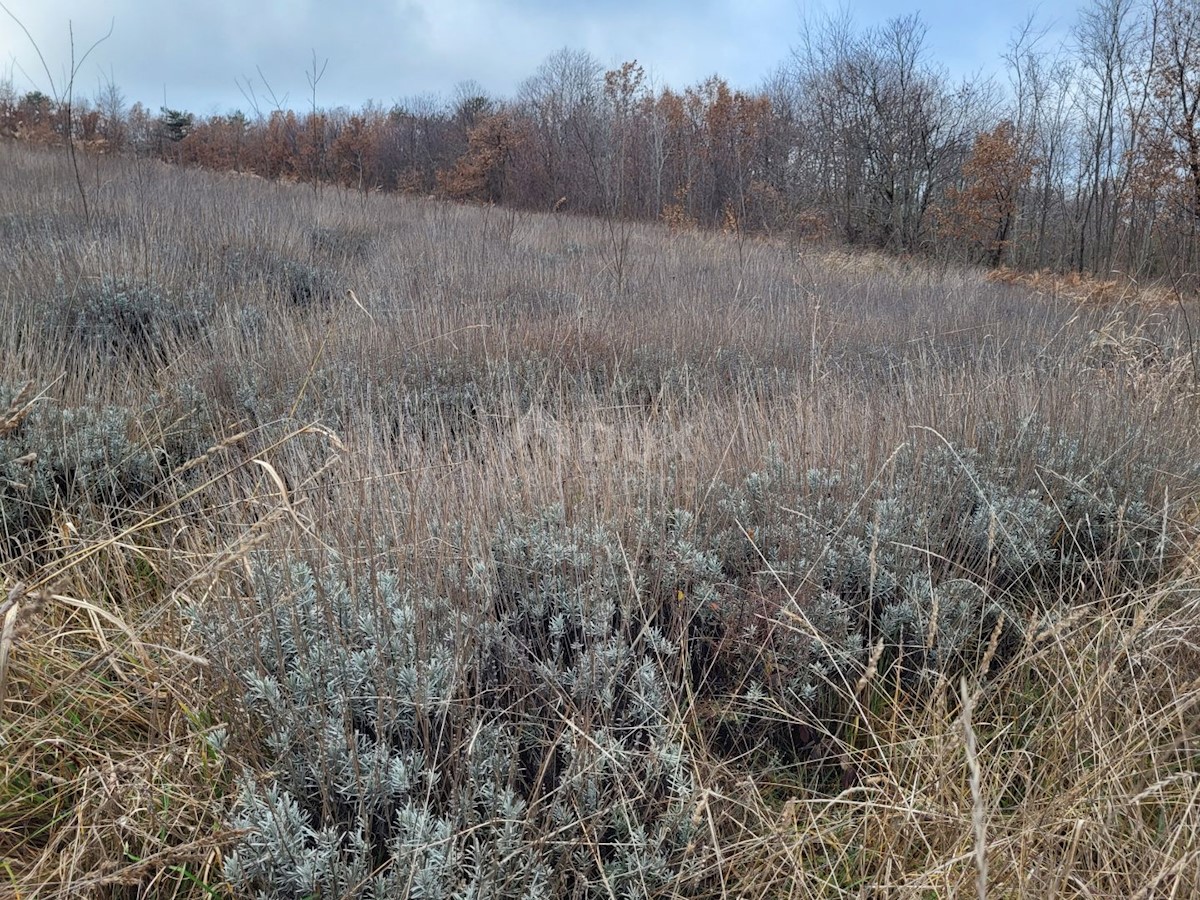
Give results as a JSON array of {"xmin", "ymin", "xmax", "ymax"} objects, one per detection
[{"xmin": 0, "ymin": 1, "xmax": 1078, "ymax": 115}]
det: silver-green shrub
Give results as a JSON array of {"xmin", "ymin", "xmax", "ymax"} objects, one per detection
[
  {"xmin": 197, "ymin": 421, "xmax": 1189, "ymax": 894},
  {"xmin": 197, "ymin": 524, "xmax": 702, "ymax": 899},
  {"xmin": 703, "ymin": 425, "xmax": 1181, "ymax": 711},
  {"xmin": 0, "ymin": 385, "xmax": 204, "ymax": 561},
  {"xmin": 47, "ymin": 278, "xmax": 208, "ymax": 366}
]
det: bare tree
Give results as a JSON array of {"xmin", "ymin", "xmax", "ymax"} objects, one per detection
[
  {"xmin": 1142, "ymin": 0, "xmax": 1200, "ymax": 275},
  {"xmin": 515, "ymin": 47, "xmax": 604, "ymax": 210},
  {"xmin": 0, "ymin": 4, "xmax": 113, "ymax": 228},
  {"xmin": 1004, "ymin": 15, "xmax": 1077, "ymax": 268},
  {"xmin": 93, "ymin": 68, "xmax": 126, "ymax": 151},
  {"xmin": 790, "ymin": 11, "xmax": 983, "ymax": 252},
  {"xmin": 1070, "ymin": 0, "xmax": 1156, "ymax": 275}
]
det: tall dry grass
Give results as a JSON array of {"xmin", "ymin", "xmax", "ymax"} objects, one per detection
[{"xmin": 1, "ymin": 139, "xmax": 1198, "ymax": 897}]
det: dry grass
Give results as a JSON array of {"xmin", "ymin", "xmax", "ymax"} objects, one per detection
[
  {"xmin": 1, "ymin": 139, "xmax": 1199, "ymax": 897},
  {"xmin": 986, "ymin": 265, "xmax": 1187, "ymax": 309},
  {"xmin": 0, "ymin": 529, "xmax": 226, "ymax": 896},
  {"xmin": 722, "ymin": 578, "xmax": 1200, "ymax": 898}
]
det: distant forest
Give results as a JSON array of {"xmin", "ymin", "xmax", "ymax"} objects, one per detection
[{"xmin": 5, "ymin": 0, "xmax": 1200, "ymax": 281}]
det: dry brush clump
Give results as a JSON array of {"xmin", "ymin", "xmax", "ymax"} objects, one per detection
[
  {"xmin": 1, "ymin": 140, "xmax": 1199, "ymax": 898},
  {"xmin": 0, "ymin": 380, "xmax": 213, "ymax": 567},
  {"xmin": 191, "ymin": 521, "xmax": 706, "ymax": 899}
]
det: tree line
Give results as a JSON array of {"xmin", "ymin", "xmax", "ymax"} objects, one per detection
[{"xmin": 4, "ymin": 0, "xmax": 1200, "ymax": 282}]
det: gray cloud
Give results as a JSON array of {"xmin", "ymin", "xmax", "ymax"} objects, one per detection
[{"xmin": 0, "ymin": 0, "xmax": 1076, "ymax": 115}]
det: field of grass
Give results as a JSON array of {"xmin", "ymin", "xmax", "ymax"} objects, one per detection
[{"xmin": 1, "ymin": 140, "xmax": 1199, "ymax": 898}]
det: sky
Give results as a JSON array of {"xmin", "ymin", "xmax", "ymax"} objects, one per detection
[{"xmin": 0, "ymin": 1, "xmax": 1080, "ymax": 116}]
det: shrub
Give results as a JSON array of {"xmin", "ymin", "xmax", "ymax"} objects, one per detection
[
  {"xmin": 215, "ymin": 245, "xmax": 340, "ymax": 309},
  {"xmin": 47, "ymin": 278, "xmax": 208, "ymax": 366},
  {"xmin": 201, "ymin": 413, "xmax": 1187, "ymax": 897},
  {"xmin": 270, "ymin": 258, "xmax": 339, "ymax": 308},
  {"xmin": 698, "ymin": 426, "xmax": 1185, "ymax": 732},
  {"xmin": 0, "ymin": 383, "xmax": 206, "ymax": 562},
  {"xmin": 196, "ymin": 529, "xmax": 704, "ymax": 899},
  {"xmin": 310, "ymin": 223, "xmax": 375, "ymax": 262}
]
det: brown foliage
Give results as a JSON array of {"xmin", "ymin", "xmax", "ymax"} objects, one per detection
[
  {"xmin": 329, "ymin": 113, "xmax": 381, "ymax": 192},
  {"xmin": 985, "ymin": 266, "xmax": 1177, "ymax": 307},
  {"xmin": 943, "ymin": 121, "xmax": 1033, "ymax": 266},
  {"xmin": 437, "ymin": 112, "xmax": 519, "ymax": 203}
]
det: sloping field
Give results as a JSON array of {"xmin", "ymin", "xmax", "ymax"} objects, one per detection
[{"xmin": 2, "ymin": 141, "xmax": 1199, "ymax": 898}]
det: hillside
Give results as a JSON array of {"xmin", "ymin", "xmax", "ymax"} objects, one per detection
[{"xmin": 2, "ymin": 141, "xmax": 1199, "ymax": 898}]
